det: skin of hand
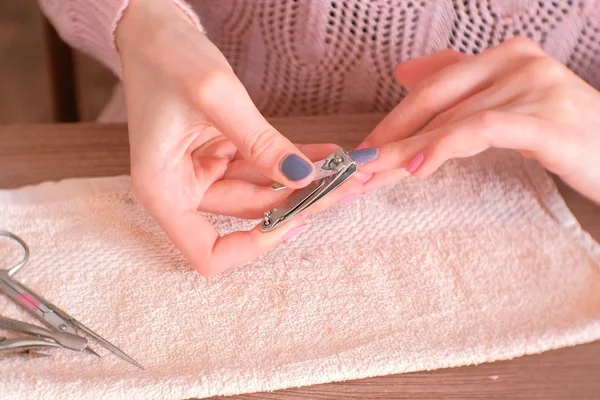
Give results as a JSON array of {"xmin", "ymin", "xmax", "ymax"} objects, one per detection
[
  {"xmin": 356, "ymin": 37, "xmax": 600, "ymax": 205},
  {"xmin": 115, "ymin": 0, "xmax": 368, "ymax": 276}
]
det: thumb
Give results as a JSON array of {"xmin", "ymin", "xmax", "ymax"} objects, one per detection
[
  {"xmin": 394, "ymin": 49, "xmax": 468, "ymax": 88},
  {"xmin": 195, "ymin": 74, "xmax": 315, "ymax": 189}
]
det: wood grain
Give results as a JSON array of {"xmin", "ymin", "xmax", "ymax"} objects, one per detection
[{"xmin": 1, "ymin": 116, "xmax": 599, "ymax": 399}]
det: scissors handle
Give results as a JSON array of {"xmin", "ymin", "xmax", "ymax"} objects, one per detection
[
  {"xmin": 0, "ymin": 271, "xmax": 78, "ymax": 336},
  {"xmin": 0, "ymin": 230, "xmax": 30, "ymax": 276}
]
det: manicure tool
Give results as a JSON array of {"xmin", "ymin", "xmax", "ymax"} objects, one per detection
[
  {"xmin": 0, "ymin": 336, "xmax": 63, "ymax": 358},
  {"xmin": 261, "ymin": 148, "xmax": 358, "ymax": 232},
  {"xmin": 0, "ymin": 230, "xmax": 143, "ymax": 369},
  {"xmin": 0, "ymin": 315, "xmax": 83, "ymax": 358},
  {"xmin": 270, "ymin": 155, "xmax": 344, "ymax": 191}
]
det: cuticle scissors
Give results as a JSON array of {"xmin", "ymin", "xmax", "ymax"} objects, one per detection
[{"xmin": 0, "ymin": 230, "xmax": 143, "ymax": 369}]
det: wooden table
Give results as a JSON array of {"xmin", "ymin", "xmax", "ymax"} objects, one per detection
[{"xmin": 1, "ymin": 115, "xmax": 599, "ymax": 399}]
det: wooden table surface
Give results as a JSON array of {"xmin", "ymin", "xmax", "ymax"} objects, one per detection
[{"xmin": 1, "ymin": 115, "xmax": 599, "ymax": 399}]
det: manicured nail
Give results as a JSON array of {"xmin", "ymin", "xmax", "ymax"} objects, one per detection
[
  {"xmin": 339, "ymin": 193, "xmax": 364, "ymax": 205},
  {"xmin": 281, "ymin": 154, "xmax": 313, "ymax": 181},
  {"xmin": 283, "ymin": 224, "xmax": 308, "ymax": 242},
  {"xmin": 406, "ymin": 152, "xmax": 425, "ymax": 174},
  {"xmin": 348, "ymin": 148, "xmax": 378, "ymax": 165}
]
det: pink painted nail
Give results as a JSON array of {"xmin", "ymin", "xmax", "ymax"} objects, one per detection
[
  {"xmin": 283, "ymin": 224, "xmax": 308, "ymax": 242},
  {"xmin": 339, "ymin": 193, "xmax": 364, "ymax": 205},
  {"xmin": 406, "ymin": 152, "xmax": 425, "ymax": 174}
]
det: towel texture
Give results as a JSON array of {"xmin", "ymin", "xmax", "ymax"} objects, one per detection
[{"xmin": 0, "ymin": 149, "xmax": 599, "ymax": 400}]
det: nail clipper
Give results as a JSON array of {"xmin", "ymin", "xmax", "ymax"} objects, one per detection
[{"xmin": 260, "ymin": 148, "xmax": 358, "ymax": 232}]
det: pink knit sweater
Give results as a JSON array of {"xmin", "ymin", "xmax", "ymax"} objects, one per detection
[{"xmin": 38, "ymin": 0, "xmax": 600, "ymax": 123}]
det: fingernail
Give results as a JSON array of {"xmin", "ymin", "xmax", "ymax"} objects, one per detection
[
  {"xmin": 339, "ymin": 193, "xmax": 364, "ymax": 205},
  {"xmin": 348, "ymin": 148, "xmax": 378, "ymax": 165},
  {"xmin": 281, "ymin": 154, "xmax": 313, "ymax": 181},
  {"xmin": 406, "ymin": 152, "xmax": 425, "ymax": 174},
  {"xmin": 283, "ymin": 224, "xmax": 308, "ymax": 242}
]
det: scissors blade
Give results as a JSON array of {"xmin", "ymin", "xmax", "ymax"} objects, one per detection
[
  {"xmin": 19, "ymin": 287, "xmax": 143, "ymax": 369},
  {"xmin": 1, "ymin": 231, "xmax": 140, "ymax": 368},
  {"xmin": 73, "ymin": 322, "xmax": 144, "ymax": 370},
  {"xmin": 84, "ymin": 345, "xmax": 101, "ymax": 358},
  {"xmin": 0, "ymin": 272, "xmax": 141, "ymax": 368}
]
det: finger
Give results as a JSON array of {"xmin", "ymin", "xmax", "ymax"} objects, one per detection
[
  {"xmin": 394, "ymin": 49, "xmax": 468, "ymax": 88},
  {"xmin": 192, "ymin": 73, "xmax": 315, "ymax": 189},
  {"xmin": 303, "ymin": 175, "xmax": 367, "ymax": 215},
  {"xmin": 221, "ymin": 160, "xmax": 274, "ymax": 186},
  {"xmin": 359, "ymin": 37, "xmax": 546, "ymax": 148},
  {"xmin": 404, "ymin": 111, "xmax": 573, "ymax": 178},
  {"xmin": 358, "ymin": 131, "xmax": 432, "ymax": 174},
  {"xmin": 199, "ymin": 179, "xmax": 291, "ymax": 218},
  {"xmin": 363, "ymin": 169, "xmax": 412, "ymax": 192},
  {"xmin": 416, "ymin": 70, "xmax": 527, "ymax": 136},
  {"xmin": 200, "ymin": 170, "xmax": 372, "ymax": 219},
  {"xmin": 223, "ymin": 143, "xmax": 342, "ymax": 185},
  {"xmin": 416, "ymin": 56, "xmax": 585, "ymax": 136},
  {"xmin": 158, "ymin": 206, "xmax": 307, "ymax": 277}
]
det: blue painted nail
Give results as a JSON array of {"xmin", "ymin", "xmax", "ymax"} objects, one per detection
[
  {"xmin": 348, "ymin": 148, "xmax": 378, "ymax": 165},
  {"xmin": 281, "ymin": 154, "xmax": 313, "ymax": 181}
]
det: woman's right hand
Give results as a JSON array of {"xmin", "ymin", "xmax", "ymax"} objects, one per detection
[{"xmin": 115, "ymin": 0, "xmax": 367, "ymax": 276}]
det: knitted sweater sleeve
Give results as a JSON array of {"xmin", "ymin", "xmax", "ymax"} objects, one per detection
[{"xmin": 36, "ymin": 0, "xmax": 204, "ymax": 78}]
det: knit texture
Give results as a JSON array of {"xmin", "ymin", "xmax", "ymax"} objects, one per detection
[
  {"xmin": 38, "ymin": 0, "xmax": 600, "ymax": 122},
  {"xmin": 1, "ymin": 149, "xmax": 599, "ymax": 399}
]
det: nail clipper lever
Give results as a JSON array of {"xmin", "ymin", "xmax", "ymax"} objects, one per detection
[
  {"xmin": 260, "ymin": 149, "xmax": 357, "ymax": 232},
  {"xmin": 271, "ymin": 157, "xmax": 339, "ymax": 191}
]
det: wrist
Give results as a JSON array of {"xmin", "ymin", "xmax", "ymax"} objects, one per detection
[{"xmin": 116, "ymin": 0, "xmax": 198, "ymax": 58}]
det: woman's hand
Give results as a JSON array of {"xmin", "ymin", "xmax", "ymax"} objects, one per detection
[
  {"xmin": 357, "ymin": 37, "xmax": 600, "ymax": 204},
  {"xmin": 116, "ymin": 0, "xmax": 366, "ymax": 276}
]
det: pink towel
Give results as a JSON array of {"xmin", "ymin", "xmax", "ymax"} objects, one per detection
[{"xmin": 1, "ymin": 149, "xmax": 599, "ymax": 400}]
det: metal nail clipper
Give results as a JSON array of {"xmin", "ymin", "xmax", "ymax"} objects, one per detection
[
  {"xmin": 261, "ymin": 148, "xmax": 358, "ymax": 232},
  {"xmin": 0, "ymin": 230, "xmax": 143, "ymax": 369}
]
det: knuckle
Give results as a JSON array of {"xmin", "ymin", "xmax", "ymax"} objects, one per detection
[
  {"xmin": 248, "ymin": 227, "xmax": 266, "ymax": 248},
  {"xmin": 503, "ymin": 36, "xmax": 546, "ymax": 57},
  {"xmin": 192, "ymin": 69, "xmax": 236, "ymax": 107},
  {"xmin": 433, "ymin": 130, "xmax": 454, "ymax": 152},
  {"xmin": 189, "ymin": 251, "xmax": 218, "ymax": 277},
  {"xmin": 412, "ymin": 84, "xmax": 440, "ymax": 116},
  {"xmin": 474, "ymin": 110, "xmax": 501, "ymax": 131},
  {"xmin": 465, "ymin": 111, "xmax": 502, "ymax": 145},
  {"xmin": 244, "ymin": 127, "xmax": 281, "ymax": 161},
  {"xmin": 426, "ymin": 108, "xmax": 455, "ymax": 131},
  {"xmin": 545, "ymin": 84, "xmax": 578, "ymax": 119},
  {"xmin": 523, "ymin": 56, "xmax": 565, "ymax": 82},
  {"xmin": 384, "ymin": 141, "xmax": 412, "ymax": 168},
  {"xmin": 192, "ymin": 262, "xmax": 217, "ymax": 278},
  {"xmin": 130, "ymin": 173, "xmax": 174, "ymax": 217}
]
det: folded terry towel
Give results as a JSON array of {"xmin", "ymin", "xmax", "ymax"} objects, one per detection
[{"xmin": 0, "ymin": 149, "xmax": 599, "ymax": 400}]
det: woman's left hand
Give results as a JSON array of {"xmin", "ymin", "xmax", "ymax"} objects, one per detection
[{"xmin": 356, "ymin": 37, "xmax": 600, "ymax": 204}]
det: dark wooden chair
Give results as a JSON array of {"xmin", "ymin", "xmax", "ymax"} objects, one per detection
[{"xmin": 43, "ymin": 17, "xmax": 79, "ymax": 122}]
